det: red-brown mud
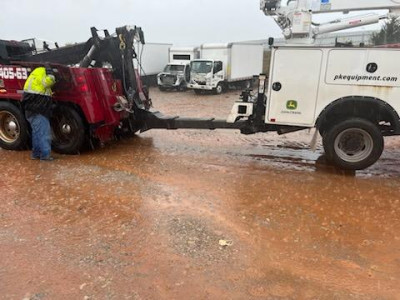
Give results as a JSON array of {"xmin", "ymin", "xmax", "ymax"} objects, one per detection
[{"xmin": 1, "ymin": 88, "xmax": 399, "ymax": 299}]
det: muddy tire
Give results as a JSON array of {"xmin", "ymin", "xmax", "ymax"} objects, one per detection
[
  {"xmin": 0, "ymin": 102, "xmax": 29, "ymax": 150},
  {"xmin": 322, "ymin": 118, "xmax": 384, "ymax": 170},
  {"xmin": 178, "ymin": 83, "xmax": 187, "ymax": 92},
  {"xmin": 51, "ymin": 105, "xmax": 86, "ymax": 154},
  {"xmin": 214, "ymin": 84, "xmax": 224, "ymax": 95}
]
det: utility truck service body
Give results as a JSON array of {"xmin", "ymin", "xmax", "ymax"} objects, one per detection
[
  {"xmin": 188, "ymin": 43, "xmax": 264, "ymax": 94},
  {"xmin": 157, "ymin": 47, "xmax": 199, "ymax": 91},
  {"xmin": 266, "ymin": 47, "xmax": 400, "ymax": 127}
]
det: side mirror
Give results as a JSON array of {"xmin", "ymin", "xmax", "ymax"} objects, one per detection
[{"xmin": 268, "ymin": 37, "xmax": 274, "ymax": 46}]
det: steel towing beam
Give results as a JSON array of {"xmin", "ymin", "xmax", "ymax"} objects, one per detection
[
  {"xmin": 139, "ymin": 111, "xmax": 248, "ymax": 132},
  {"xmin": 138, "ymin": 74, "xmax": 305, "ymax": 135}
]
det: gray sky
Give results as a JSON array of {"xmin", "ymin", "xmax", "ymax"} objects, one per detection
[{"xmin": 0, "ymin": 0, "xmax": 383, "ymax": 46}]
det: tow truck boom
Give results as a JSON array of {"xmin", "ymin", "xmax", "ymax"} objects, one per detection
[{"xmin": 261, "ymin": 0, "xmax": 400, "ymax": 43}]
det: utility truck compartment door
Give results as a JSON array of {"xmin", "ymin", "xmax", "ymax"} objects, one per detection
[
  {"xmin": 267, "ymin": 48, "xmax": 322, "ymax": 126},
  {"xmin": 325, "ymin": 49, "xmax": 400, "ymax": 88}
]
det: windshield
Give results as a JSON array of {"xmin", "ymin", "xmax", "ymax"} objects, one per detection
[
  {"xmin": 164, "ymin": 64, "xmax": 185, "ymax": 73},
  {"xmin": 191, "ymin": 61, "xmax": 213, "ymax": 74}
]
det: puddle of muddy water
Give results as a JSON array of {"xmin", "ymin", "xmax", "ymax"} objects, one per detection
[{"xmin": 1, "ymin": 88, "xmax": 400, "ymax": 299}]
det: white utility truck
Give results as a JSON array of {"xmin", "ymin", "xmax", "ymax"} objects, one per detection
[
  {"xmin": 224, "ymin": 0, "xmax": 400, "ymax": 170},
  {"xmin": 188, "ymin": 43, "xmax": 264, "ymax": 94},
  {"xmin": 157, "ymin": 47, "xmax": 199, "ymax": 91}
]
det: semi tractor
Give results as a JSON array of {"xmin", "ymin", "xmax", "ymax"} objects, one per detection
[
  {"xmin": 157, "ymin": 47, "xmax": 199, "ymax": 91},
  {"xmin": 188, "ymin": 43, "xmax": 264, "ymax": 94},
  {"xmin": 1, "ymin": 0, "xmax": 400, "ymax": 171}
]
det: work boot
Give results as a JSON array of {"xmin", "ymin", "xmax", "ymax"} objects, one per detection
[{"xmin": 40, "ymin": 156, "xmax": 55, "ymax": 161}]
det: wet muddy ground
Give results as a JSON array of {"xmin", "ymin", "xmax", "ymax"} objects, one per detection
[{"xmin": 1, "ymin": 88, "xmax": 400, "ymax": 299}]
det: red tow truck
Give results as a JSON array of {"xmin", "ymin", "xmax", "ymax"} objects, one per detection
[
  {"xmin": 0, "ymin": 27, "xmax": 154, "ymax": 154},
  {"xmin": 0, "ymin": 26, "xmax": 248, "ymax": 154},
  {"xmin": 0, "ymin": 26, "xmax": 247, "ymax": 155}
]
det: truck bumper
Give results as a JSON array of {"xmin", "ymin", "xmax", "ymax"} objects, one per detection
[
  {"xmin": 158, "ymin": 84, "xmax": 180, "ymax": 88},
  {"xmin": 188, "ymin": 84, "xmax": 213, "ymax": 91}
]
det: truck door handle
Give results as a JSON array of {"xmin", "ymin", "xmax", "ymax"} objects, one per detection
[{"xmin": 272, "ymin": 82, "xmax": 282, "ymax": 91}]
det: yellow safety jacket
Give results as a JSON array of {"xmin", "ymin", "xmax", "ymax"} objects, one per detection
[{"xmin": 23, "ymin": 67, "xmax": 56, "ymax": 96}]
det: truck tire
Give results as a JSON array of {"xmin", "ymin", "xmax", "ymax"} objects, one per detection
[
  {"xmin": 158, "ymin": 86, "xmax": 167, "ymax": 92},
  {"xmin": 194, "ymin": 90, "xmax": 203, "ymax": 95},
  {"xmin": 51, "ymin": 106, "xmax": 86, "ymax": 154},
  {"xmin": 178, "ymin": 82, "xmax": 187, "ymax": 92},
  {"xmin": 322, "ymin": 118, "xmax": 384, "ymax": 170},
  {"xmin": 214, "ymin": 84, "xmax": 224, "ymax": 95},
  {"xmin": 0, "ymin": 102, "xmax": 29, "ymax": 150}
]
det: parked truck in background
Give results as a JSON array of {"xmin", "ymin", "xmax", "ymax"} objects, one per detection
[
  {"xmin": 188, "ymin": 43, "xmax": 264, "ymax": 94},
  {"xmin": 157, "ymin": 47, "xmax": 199, "ymax": 91}
]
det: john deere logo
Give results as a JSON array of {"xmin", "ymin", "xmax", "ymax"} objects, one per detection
[{"xmin": 286, "ymin": 100, "xmax": 298, "ymax": 110}]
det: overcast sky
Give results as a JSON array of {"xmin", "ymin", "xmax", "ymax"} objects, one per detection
[{"xmin": 0, "ymin": 0, "xmax": 384, "ymax": 46}]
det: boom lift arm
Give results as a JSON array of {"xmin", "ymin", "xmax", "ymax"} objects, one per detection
[
  {"xmin": 13, "ymin": 26, "xmax": 151, "ymax": 110},
  {"xmin": 260, "ymin": 0, "xmax": 400, "ymax": 43}
]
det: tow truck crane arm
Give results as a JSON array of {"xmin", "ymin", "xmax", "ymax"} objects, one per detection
[{"xmin": 260, "ymin": 0, "xmax": 400, "ymax": 43}]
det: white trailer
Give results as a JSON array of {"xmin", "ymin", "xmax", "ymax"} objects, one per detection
[
  {"xmin": 138, "ymin": 43, "xmax": 172, "ymax": 76},
  {"xmin": 158, "ymin": 47, "xmax": 200, "ymax": 91},
  {"xmin": 188, "ymin": 43, "xmax": 264, "ymax": 94}
]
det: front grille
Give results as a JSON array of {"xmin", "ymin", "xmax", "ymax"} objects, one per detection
[
  {"xmin": 160, "ymin": 75, "xmax": 177, "ymax": 85},
  {"xmin": 195, "ymin": 80, "xmax": 207, "ymax": 86}
]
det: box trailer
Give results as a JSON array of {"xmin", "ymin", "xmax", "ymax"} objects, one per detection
[
  {"xmin": 138, "ymin": 42, "xmax": 172, "ymax": 85},
  {"xmin": 188, "ymin": 43, "xmax": 264, "ymax": 94}
]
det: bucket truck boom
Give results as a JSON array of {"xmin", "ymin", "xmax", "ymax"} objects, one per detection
[{"xmin": 261, "ymin": 0, "xmax": 400, "ymax": 43}]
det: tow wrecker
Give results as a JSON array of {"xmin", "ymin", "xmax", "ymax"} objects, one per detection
[
  {"xmin": 0, "ymin": 26, "xmax": 251, "ymax": 155},
  {"xmin": 1, "ymin": 0, "xmax": 400, "ymax": 171}
]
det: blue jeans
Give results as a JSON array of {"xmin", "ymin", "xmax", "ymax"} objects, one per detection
[{"xmin": 26, "ymin": 114, "xmax": 51, "ymax": 159}]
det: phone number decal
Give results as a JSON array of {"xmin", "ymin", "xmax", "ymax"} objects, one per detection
[{"xmin": 0, "ymin": 67, "xmax": 29, "ymax": 80}]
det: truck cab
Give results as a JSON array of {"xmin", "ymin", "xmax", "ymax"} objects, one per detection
[
  {"xmin": 157, "ymin": 62, "xmax": 191, "ymax": 91},
  {"xmin": 157, "ymin": 46, "xmax": 200, "ymax": 92},
  {"xmin": 188, "ymin": 59, "xmax": 225, "ymax": 94},
  {"xmin": 188, "ymin": 43, "xmax": 263, "ymax": 94}
]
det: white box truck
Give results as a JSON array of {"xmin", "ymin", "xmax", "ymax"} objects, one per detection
[
  {"xmin": 158, "ymin": 47, "xmax": 200, "ymax": 91},
  {"xmin": 188, "ymin": 43, "xmax": 264, "ymax": 94}
]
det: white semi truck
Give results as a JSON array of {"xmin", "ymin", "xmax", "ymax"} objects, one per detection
[
  {"xmin": 157, "ymin": 47, "xmax": 200, "ymax": 91},
  {"xmin": 188, "ymin": 43, "xmax": 264, "ymax": 94}
]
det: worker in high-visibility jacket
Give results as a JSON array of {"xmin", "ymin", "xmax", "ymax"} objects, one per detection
[{"xmin": 22, "ymin": 66, "xmax": 56, "ymax": 161}]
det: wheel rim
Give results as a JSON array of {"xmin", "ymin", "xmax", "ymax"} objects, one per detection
[
  {"xmin": 216, "ymin": 85, "xmax": 222, "ymax": 94},
  {"xmin": 334, "ymin": 128, "xmax": 374, "ymax": 163},
  {"xmin": 51, "ymin": 111, "xmax": 78, "ymax": 146},
  {"xmin": 0, "ymin": 111, "xmax": 20, "ymax": 144}
]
